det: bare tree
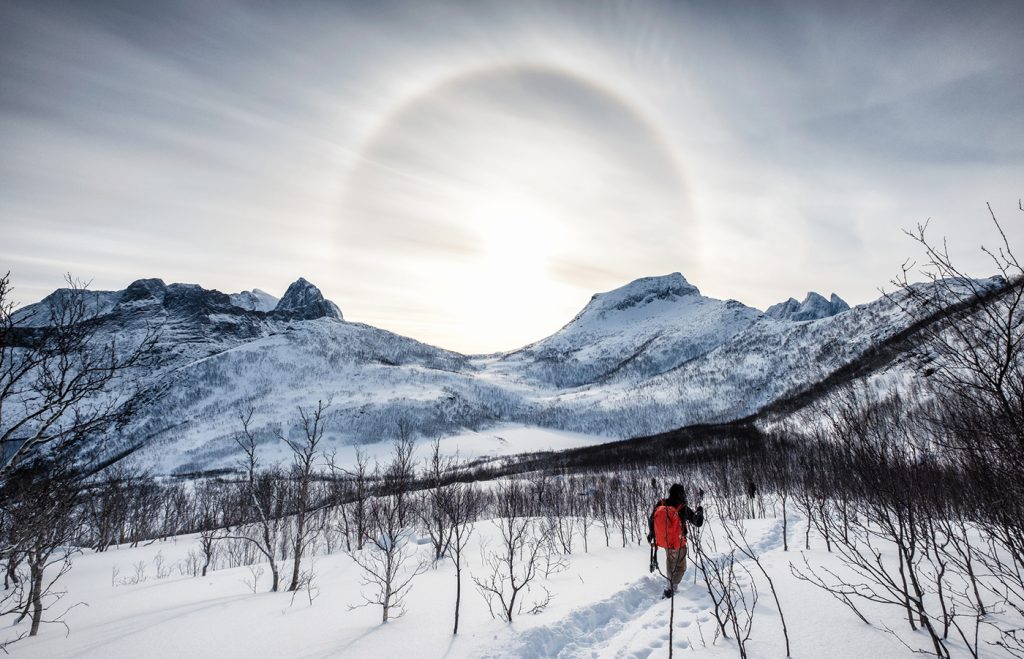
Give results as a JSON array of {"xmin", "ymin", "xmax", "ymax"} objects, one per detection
[
  {"xmin": 889, "ymin": 204, "xmax": 1023, "ymax": 463},
  {"xmin": 542, "ymin": 476, "xmax": 576, "ymax": 556},
  {"xmin": 765, "ymin": 430, "xmax": 794, "ymax": 552},
  {"xmin": 192, "ymin": 480, "xmax": 226, "ymax": 577},
  {"xmin": 888, "ymin": 203, "xmax": 1024, "ymax": 654},
  {"xmin": 575, "ymin": 480, "xmax": 594, "ymax": 553},
  {"xmin": 350, "ymin": 490, "xmax": 427, "ymax": 622},
  {"xmin": 441, "ymin": 481, "xmax": 483, "ymax": 635},
  {"xmin": 382, "ymin": 423, "xmax": 416, "ymax": 528},
  {"xmin": 81, "ymin": 464, "xmax": 131, "ymax": 552},
  {"xmin": 0, "ymin": 272, "xmax": 157, "ymax": 483},
  {"xmin": 473, "ymin": 480, "xmax": 552, "ymax": 623},
  {"xmin": 1, "ymin": 459, "xmax": 80, "ymax": 641},
  {"xmin": 790, "ymin": 390, "xmax": 953, "ymax": 657},
  {"xmin": 691, "ymin": 521, "xmax": 757, "ymax": 657},
  {"xmin": 417, "ymin": 437, "xmax": 454, "ymax": 563},
  {"xmin": 723, "ymin": 517, "xmax": 790, "ymax": 657},
  {"xmin": 227, "ymin": 409, "xmax": 285, "ymax": 592},
  {"xmin": 281, "ymin": 399, "xmax": 330, "ymax": 592},
  {"xmin": 0, "ymin": 273, "xmax": 155, "ymax": 649},
  {"xmin": 330, "ymin": 448, "xmax": 371, "ymax": 551}
]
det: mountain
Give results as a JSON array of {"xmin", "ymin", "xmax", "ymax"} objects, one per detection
[
  {"xmin": 8, "ymin": 272, "xmax": 1003, "ymax": 475},
  {"xmin": 492, "ymin": 274, "xmax": 761, "ymax": 387},
  {"xmin": 765, "ymin": 292, "xmax": 850, "ymax": 321},
  {"xmin": 273, "ymin": 277, "xmax": 342, "ymax": 320}
]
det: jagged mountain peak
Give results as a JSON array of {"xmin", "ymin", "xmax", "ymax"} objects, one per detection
[
  {"xmin": 766, "ymin": 291, "xmax": 850, "ymax": 321},
  {"xmin": 274, "ymin": 277, "xmax": 342, "ymax": 320}
]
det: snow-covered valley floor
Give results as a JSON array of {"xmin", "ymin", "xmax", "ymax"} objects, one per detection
[{"xmin": 9, "ymin": 508, "xmax": 999, "ymax": 658}]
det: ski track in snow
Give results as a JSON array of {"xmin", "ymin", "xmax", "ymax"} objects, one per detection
[
  {"xmin": 494, "ymin": 520, "xmax": 781, "ymax": 658},
  {"xmin": 482, "ymin": 577, "xmax": 670, "ymax": 659},
  {"xmin": 66, "ymin": 592, "xmax": 255, "ymax": 656}
]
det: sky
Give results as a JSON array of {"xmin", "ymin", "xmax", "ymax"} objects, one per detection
[{"xmin": 1, "ymin": 0, "xmax": 1022, "ymax": 354}]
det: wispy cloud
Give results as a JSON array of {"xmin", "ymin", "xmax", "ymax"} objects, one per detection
[{"xmin": 2, "ymin": 0, "xmax": 1022, "ymax": 352}]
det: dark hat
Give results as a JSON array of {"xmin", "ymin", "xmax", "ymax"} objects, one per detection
[{"xmin": 668, "ymin": 483, "xmax": 685, "ymax": 501}]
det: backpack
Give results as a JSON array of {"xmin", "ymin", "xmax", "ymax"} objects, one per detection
[{"xmin": 652, "ymin": 500, "xmax": 686, "ymax": 549}]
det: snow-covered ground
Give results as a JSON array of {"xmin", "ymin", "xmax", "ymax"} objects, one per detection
[
  {"xmin": 8, "ymin": 507, "xmax": 997, "ymax": 658},
  {"xmin": 165, "ymin": 424, "xmax": 611, "ymax": 476}
]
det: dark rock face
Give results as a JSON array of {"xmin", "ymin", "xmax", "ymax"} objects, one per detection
[
  {"xmin": 163, "ymin": 284, "xmax": 234, "ymax": 317},
  {"xmin": 765, "ymin": 292, "xmax": 850, "ymax": 322},
  {"xmin": 274, "ymin": 277, "xmax": 343, "ymax": 321},
  {"xmin": 114, "ymin": 280, "xmax": 245, "ymax": 323},
  {"xmin": 121, "ymin": 278, "xmax": 167, "ymax": 303},
  {"xmin": 103, "ymin": 281, "xmax": 268, "ymax": 358}
]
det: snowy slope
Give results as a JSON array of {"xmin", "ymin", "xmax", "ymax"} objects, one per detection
[
  {"xmin": 546, "ymin": 290, "xmax": 912, "ymax": 436},
  {"xmin": 7, "ymin": 503, "xmax": 1000, "ymax": 658}
]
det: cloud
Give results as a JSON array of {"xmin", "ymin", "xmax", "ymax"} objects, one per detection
[{"xmin": 1, "ymin": 0, "xmax": 1022, "ymax": 352}]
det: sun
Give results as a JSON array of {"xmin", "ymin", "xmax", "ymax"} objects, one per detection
[
  {"xmin": 336, "ymin": 65, "xmax": 693, "ymax": 353},
  {"xmin": 474, "ymin": 193, "xmax": 562, "ymax": 288}
]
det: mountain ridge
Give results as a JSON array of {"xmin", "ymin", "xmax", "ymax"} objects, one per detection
[
  {"xmin": 765, "ymin": 291, "xmax": 850, "ymax": 321},
  {"xmin": 9, "ymin": 272, "xmax": 1005, "ymax": 475}
]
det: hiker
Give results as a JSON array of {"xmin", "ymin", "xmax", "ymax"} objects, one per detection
[{"xmin": 647, "ymin": 483, "xmax": 704, "ymax": 598}]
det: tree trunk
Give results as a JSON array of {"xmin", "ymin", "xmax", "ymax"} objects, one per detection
[
  {"xmin": 261, "ymin": 522, "xmax": 279, "ymax": 592},
  {"xmin": 781, "ymin": 495, "xmax": 789, "ymax": 552},
  {"xmin": 4, "ymin": 555, "xmax": 18, "ymax": 588},
  {"xmin": 453, "ymin": 563, "xmax": 462, "ymax": 635},
  {"xmin": 289, "ymin": 496, "xmax": 308, "ymax": 591},
  {"xmin": 29, "ymin": 563, "xmax": 44, "ymax": 636}
]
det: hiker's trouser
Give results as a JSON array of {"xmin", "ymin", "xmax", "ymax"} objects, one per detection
[{"xmin": 665, "ymin": 545, "xmax": 688, "ymax": 587}]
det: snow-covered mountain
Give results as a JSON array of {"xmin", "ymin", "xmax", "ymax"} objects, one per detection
[
  {"xmin": 11, "ymin": 272, "xmax": 1000, "ymax": 474},
  {"xmin": 765, "ymin": 292, "xmax": 850, "ymax": 321},
  {"xmin": 492, "ymin": 274, "xmax": 761, "ymax": 387}
]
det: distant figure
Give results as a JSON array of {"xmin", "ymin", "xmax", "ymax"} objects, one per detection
[{"xmin": 648, "ymin": 483, "xmax": 704, "ymax": 598}]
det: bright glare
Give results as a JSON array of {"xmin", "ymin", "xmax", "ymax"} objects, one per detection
[{"xmin": 338, "ymin": 67, "xmax": 690, "ymax": 353}]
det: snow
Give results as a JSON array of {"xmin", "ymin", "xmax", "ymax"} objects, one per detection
[
  {"xmin": 229, "ymin": 289, "xmax": 279, "ymax": 313},
  {"xmin": 322, "ymin": 425, "xmax": 607, "ymax": 471},
  {"xmin": 8, "ymin": 506, "xmax": 1005, "ymax": 658}
]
